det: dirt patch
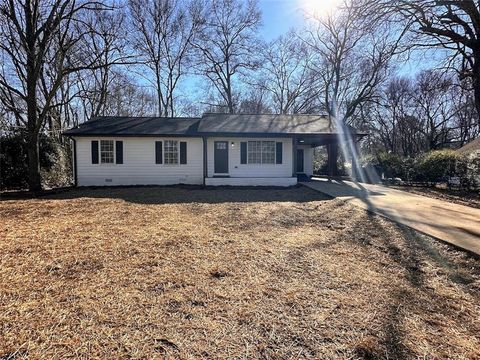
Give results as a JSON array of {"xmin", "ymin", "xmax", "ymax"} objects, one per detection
[
  {"xmin": 390, "ymin": 185, "xmax": 480, "ymax": 209},
  {"xmin": 1, "ymin": 187, "xmax": 479, "ymax": 358}
]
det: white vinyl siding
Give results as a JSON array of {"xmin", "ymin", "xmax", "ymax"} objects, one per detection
[
  {"xmin": 207, "ymin": 137, "xmax": 293, "ymax": 178},
  {"xmin": 75, "ymin": 137, "xmax": 203, "ymax": 186}
]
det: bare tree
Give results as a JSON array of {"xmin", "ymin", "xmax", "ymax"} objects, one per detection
[
  {"xmin": 394, "ymin": 0, "xmax": 480, "ymax": 122},
  {"xmin": 303, "ymin": 0, "xmax": 405, "ymax": 126},
  {"xmin": 74, "ymin": 6, "xmax": 131, "ymax": 121},
  {"xmin": 193, "ymin": 0, "xmax": 261, "ymax": 114},
  {"xmin": 0, "ymin": 0, "xmax": 120, "ymax": 191},
  {"xmin": 103, "ymin": 73, "xmax": 157, "ymax": 116},
  {"xmin": 255, "ymin": 31, "xmax": 319, "ymax": 114},
  {"xmin": 128, "ymin": 0, "xmax": 202, "ymax": 117},
  {"xmin": 451, "ymin": 83, "xmax": 480, "ymax": 145},
  {"xmin": 372, "ymin": 77, "xmax": 414, "ymax": 155},
  {"xmin": 238, "ymin": 86, "xmax": 271, "ymax": 114},
  {"xmin": 412, "ymin": 70, "xmax": 456, "ymax": 150},
  {"xmin": 370, "ymin": 70, "xmax": 480, "ymax": 156}
]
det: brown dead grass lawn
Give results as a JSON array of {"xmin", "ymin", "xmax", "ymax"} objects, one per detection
[{"xmin": 1, "ymin": 186, "xmax": 479, "ymax": 359}]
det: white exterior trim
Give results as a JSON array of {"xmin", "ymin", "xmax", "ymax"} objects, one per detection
[{"xmin": 205, "ymin": 177, "xmax": 297, "ymax": 187}]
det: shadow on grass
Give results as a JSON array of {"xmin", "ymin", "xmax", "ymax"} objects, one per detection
[
  {"xmin": 305, "ymin": 179, "xmax": 385, "ymax": 213},
  {"xmin": 354, "ymin": 213, "xmax": 479, "ymax": 358},
  {"xmin": 298, "ymin": 209, "xmax": 480, "ymax": 359},
  {"xmin": 1, "ymin": 185, "xmax": 332, "ymax": 205}
]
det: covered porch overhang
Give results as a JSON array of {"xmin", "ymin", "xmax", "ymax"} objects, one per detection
[{"xmin": 292, "ymin": 132, "xmax": 366, "ymax": 178}]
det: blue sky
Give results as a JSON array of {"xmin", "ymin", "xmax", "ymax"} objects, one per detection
[
  {"xmin": 182, "ymin": 0, "xmax": 439, "ymax": 110},
  {"xmin": 257, "ymin": 0, "xmax": 436, "ymax": 75},
  {"xmin": 259, "ymin": 0, "xmax": 305, "ymax": 40}
]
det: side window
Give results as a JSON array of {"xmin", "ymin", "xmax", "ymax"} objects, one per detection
[
  {"xmin": 164, "ymin": 140, "xmax": 179, "ymax": 164},
  {"xmin": 100, "ymin": 140, "xmax": 114, "ymax": 164}
]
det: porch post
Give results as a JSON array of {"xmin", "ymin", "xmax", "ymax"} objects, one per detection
[
  {"xmin": 292, "ymin": 137, "xmax": 297, "ymax": 177},
  {"xmin": 351, "ymin": 137, "xmax": 359, "ymax": 181},
  {"xmin": 327, "ymin": 143, "xmax": 338, "ymax": 178}
]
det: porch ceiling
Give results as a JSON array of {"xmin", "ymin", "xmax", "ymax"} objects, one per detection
[{"xmin": 295, "ymin": 134, "xmax": 363, "ymax": 147}]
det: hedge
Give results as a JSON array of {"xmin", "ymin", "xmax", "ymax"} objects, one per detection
[
  {"xmin": 363, "ymin": 150, "xmax": 479, "ymax": 190},
  {"xmin": 0, "ymin": 131, "xmax": 71, "ymax": 190}
]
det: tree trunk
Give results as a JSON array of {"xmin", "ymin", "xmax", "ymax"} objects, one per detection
[
  {"xmin": 156, "ymin": 67, "xmax": 163, "ymax": 117},
  {"xmin": 26, "ymin": 74, "xmax": 41, "ymax": 191},
  {"xmin": 473, "ymin": 52, "xmax": 480, "ymax": 124},
  {"xmin": 27, "ymin": 130, "xmax": 42, "ymax": 191},
  {"xmin": 226, "ymin": 72, "xmax": 234, "ymax": 114},
  {"xmin": 26, "ymin": 64, "xmax": 42, "ymax": 188},
  {"xmin": 327, "ymin": 143, "xmax": 339, "ymax": 177}
]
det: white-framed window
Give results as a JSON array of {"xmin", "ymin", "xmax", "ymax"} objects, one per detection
[
  {"xmin": 164, "ymin": 140, "xmax": 178, "ymax": 164},
  {"xmin": 248, "ymin": 140, "xmax": 275, "ymax": 164},
  {"xmin": 262, "ymin": 141, "xmax": 275, "ymax": 164},
  {"xmin": 100, "ymin": 140, "xmax": 114, "ymax": 164},
  {"xmin": 248, "ymin": 141, "xmax": 262, "ymax": 164}
]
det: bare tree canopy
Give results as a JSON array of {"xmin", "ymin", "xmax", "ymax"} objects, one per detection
[
  {"xmin": 394, "ymin": 0, "xmax": 480, "ymax": 122},
  {"xmin": 128, "ymin": 0, "xmax": 203, "ymax": 117},
  {"xmin": 193, "ymin": 0, "xmax": 261, "ymax": 114},
  {"xmin": 0, "ymin": 0, "xmax": 126, "ymax": 190},
  {"xmin": 1, "ymin": 0, "xmax": 479, "ymax": 190},
  {"xmin": 253, "ymin": 31, "xmax": 319, "ymax": 114},
  {"xmin": 303, "ymin": 0, "xmax": 406, "ymax": 126}
]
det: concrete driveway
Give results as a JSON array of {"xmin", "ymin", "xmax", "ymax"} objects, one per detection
[{"xmin": 301, "ymin": 178, "xmax": 480, "ymax": 255}]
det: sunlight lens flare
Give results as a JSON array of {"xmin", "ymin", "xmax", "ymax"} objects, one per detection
[{"xmin": 300, "ymin": 0, "xmax": 342, "ymax": 16}]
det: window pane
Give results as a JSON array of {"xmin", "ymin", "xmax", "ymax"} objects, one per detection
[
  {"xmin": 262, "ymin": 141, "xmax": 275, "ymax": 164},
  {"xmin": 248, "ymin": 141, "xmax": 261, "ymax": 164},
  {"xmin": 164, "ymin": 140, "xmax": 178, "ymax": 164},
  {"xmin": 100, "ymin": 140, "xmax": 114, "ymax": 164}
]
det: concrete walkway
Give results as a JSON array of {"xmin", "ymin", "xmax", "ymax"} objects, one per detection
[{"xmin": 301, "ymin": 178, "xmax": 480, "ymax": 255}]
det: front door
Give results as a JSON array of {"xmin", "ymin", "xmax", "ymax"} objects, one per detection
[
  {"xmin": 214, "ymin": 141, "xmax": 229, "ymax": 174},
  {"xmin": 296, "ymin": 149, "xmax": 304, "ymax": 173}
]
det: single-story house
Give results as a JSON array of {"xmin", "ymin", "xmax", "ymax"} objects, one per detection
[
  {"xmin": 457, "ymin": 137, "xmax": 480, "ymax": 156},
  {"xmin": 63, "ymin": 113, "xmax": 362, "ymax": 187}
]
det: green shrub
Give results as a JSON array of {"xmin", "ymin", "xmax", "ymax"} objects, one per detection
[
  {"xmin": 0, "ymin": 131, "xmax": 65, "ymax": 190},
  {"xmin": 414, "ymin": 150, "xmax": 459, "ymax": 184},
  {"xmin": 375, "ymin": 152, "xmax": 406, "ymax": 179},
  {"xmin": 458, "ymin": 152, "xmax": 480, "ymax": 190},
  {"xmin": 362, "ymin": 149, "xmax": 478, "ymax": 189}
]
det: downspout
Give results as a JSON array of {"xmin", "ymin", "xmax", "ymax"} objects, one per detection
[
  {"xmin": 202, "ymin": 136, "xmax": 207, "ymax": 186},
  {"xmin": 71, "ymin": 137, "xmax": 78, "ymax": 187}
]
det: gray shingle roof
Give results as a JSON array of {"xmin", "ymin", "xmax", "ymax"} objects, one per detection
[
  {"xmin": 63, "ymin": 116, "xmax": 200, "ymax": 136},
  {"xmin": 198, "ymin": 113, "xmax": 342, "ymax": 135},
  {"xmin": 63, "ymin": 114, "xmax": 360, "ymax": 137}
]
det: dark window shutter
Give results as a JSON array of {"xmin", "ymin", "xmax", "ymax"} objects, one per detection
[
  {"xmin": 116, "ymin": 141, "xmax": 123, "ymax": 164},
  {"xmin": 180, "ymin": 141, "xmax": 187, "ymax": 164},
  {"xmin": 240, "ymin": 142, "xmax": 247, "ymax": 164},
  {"xmin": 276, "ymin": 142, "xmax": 283, "ymax": 164},
  {"xmin": 155, "ymin": 141, "xmax": 163, "ymax": 164},
  {"xmin": 91, "ymin": 140, "xmax": 99, "ymax": 164}
]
